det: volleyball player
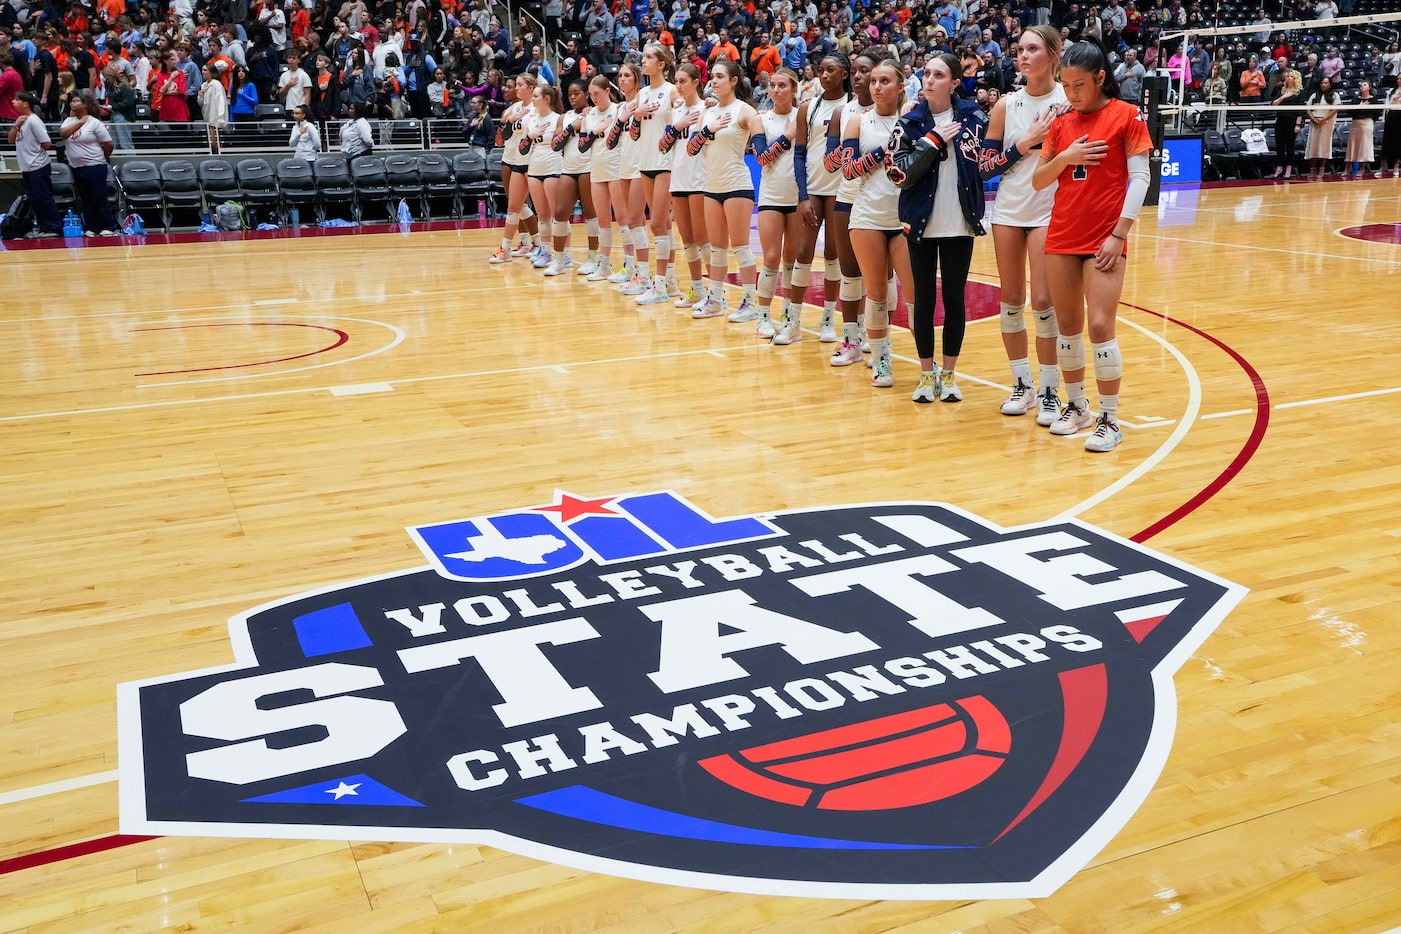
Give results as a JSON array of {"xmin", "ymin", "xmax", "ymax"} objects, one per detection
[
  {"xmin": 688, "ymin": 59, "xmax": 763, "ymax": 320},
  {"xmin": 890, "ymin": 53, "xmax": 988, "ymax": 403},
  {"xmin": 840, "ymin": 60, "xmax": 914, "ymax": 389},
  {"xmin": 1032, "ymin": 42, "xmax": 1152, "ymax": 453},
  {"xmin": 822, "ymin": 52, "xmax": 877, "ymax": 367},
  {"xmin": 611, "ymin": 63, "xmax": 648, "ymax": 295},
  {"xmin": 754, "ymin": 68, "xmax": 804, "ymax": 343},
  {"xmin": 489, "ymin": 75, "xmax": 541, "ymax": 263},
  {"xmin": 666, "ymin": 64, "xmax": 711, "ymax": 308},
  {"xmin": 793, "ymin": 53, "xmax": 852, "ymax": 345},
  {"xmin": 631, "ymin": 44, "xmax": 680, "ymax": 306},
  {"xmin": 524, "ymin": 83, "xmax": 569, "ymax": 275},
  {"xmin": 583, "ymin": 75, "xmax": 625, "ymax": 281},
  {"xmin": 980, "ymin": 25, "xmax": 1069, "ymax": 424},
  {"xmin": 556, "ymin": 79, "xmax": 600, "ymax": 275}
]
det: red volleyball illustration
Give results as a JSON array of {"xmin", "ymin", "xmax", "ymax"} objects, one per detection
[{"xmin": 697, "ymin": 697, "xmax": 1011, "ymax": 811}]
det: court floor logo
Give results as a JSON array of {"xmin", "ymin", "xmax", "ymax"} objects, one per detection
[{"xmin": 118, "ymin": 492, "xmax": 1245, "ymax": 899}]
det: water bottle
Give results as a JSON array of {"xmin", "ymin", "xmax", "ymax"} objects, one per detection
[
  {"xmin": 290, "ymin": 206, "xmax": 300, "ymax": 228},
  {"xmin": 63, "ymin": 210, "xmax": 82, "ymax": 238}
]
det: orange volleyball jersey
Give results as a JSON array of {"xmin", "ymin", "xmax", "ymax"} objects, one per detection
[{"xmin": 1042, "ymin": 98, "xmax": 1152, "ymax": 255}]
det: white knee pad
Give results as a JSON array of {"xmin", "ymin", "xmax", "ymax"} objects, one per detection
[
  {"xmin": 864, "ymin": 297, "xmax": 889, "ymax": 331},
  {"xmin": 506, "ymin": 212, "xmax": 520, "ymax": 226},
  {"xmin": 1034, "ymin": 305, "xmax": 1059, "ymax": 340},
  {"xmin": 1092, "ymin": 339, "xmax": 1123, "ymax": 382},
  {"xmin": 825, "ymin": 265, "xmax": 843, "ymax": 285},
  {"xmin": 683, "ymin": 242, "xmax": 701, "ymax": 263},
  {"xmin": 1057, "ymin": 333, "xmax": 1085, "ymax": 374},
  {"xmin": 654, "ymin": 234, "xmax": 671, "ymax": 260},
  {"xmin": 709, "ymin": 246, "xmax": 728, "ymax": 268},
  {"xmin": 631, "ymin": 226, "xmax": 650, "ymax": 251},
  {"xmin": 520, "ymin": 202, "xmax": 535, "ymax": 220},
  {"xmin": 1000, "ymin": 301, "xmax": 1026, "ymax": 335},
  {"xmin": 791, "ymin": 262, "xmax": 811, "ymax": 289},
  {"xmin": 840, "ymin": 274, "xmax": 864, "ymax": 302},
  {"xmin": 552, "ymin": 218, "xmax": 571, "ymax": 237},
  {"xmin": 732, "ymin": 244, "xmax": 755, "ymax": 268},
  {"xmin": 619, "ymin": 224, "xmax": 632, "ymax": 251},
  {"xmin": 585, "ymin": 217, "xmax": 600, "ymax": 237},
  {"xmin": 757, "ymin": 265, "xmax": 779, "ymax": 300},
  {"xmin": 598, "ymin": 226, "xmax": 613, "ymax": 249}
]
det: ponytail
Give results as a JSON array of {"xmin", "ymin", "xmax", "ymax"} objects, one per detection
[{"xmin": 1062, "ymin": 40, "xmax": 1118, "ymax": 101}]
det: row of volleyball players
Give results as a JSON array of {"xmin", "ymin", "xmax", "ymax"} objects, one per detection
[
  {"xmin": 838, "ymin": 32, "xmax": 1151, "ymax": 451},
  {"xmin": 487, "ymin": 49, "xmax": 862, "ymax": 350}
]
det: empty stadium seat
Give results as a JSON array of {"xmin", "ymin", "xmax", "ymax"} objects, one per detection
[
  {"xmin": 114, "ymin": 160, "xmax": 165, "ymax": 229},
  {"xmin": 312, "ymin": 154, "xmax": 356, "ymax": 221},
  {"xmin": 453, "ymin": 149, "xmax": 491, "ymax": 217},
  {"xmin": 235, "ymin": 158, "xmax": 281, "ymax": 221},
  {"xmin": 417, "ymin": 152, "xmax": 456, "ymax": 219},
  {"xmin": 350, "ymin": 155, "xmax": 392, "ymax": 223},
  {"xmin": 276, "ymin": 159, "xmax": 318, "ymax": 223},
  {"xmin": 384, "ymin": 153, "xmax": 422, "ymax": 219},
  {"xmin": 160, "ymin": 160, "xmax": 203, "ymax": 227},
  {"xmin": 197, "ymin": 159, "xmax": 241, "ymax": 205}
]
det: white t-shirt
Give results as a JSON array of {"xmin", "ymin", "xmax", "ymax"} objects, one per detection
[
  {"xmin": 261, "ymin": 6, "xmax": 288, "ymax": 47},
  {"xmin": 289, "ymin": 120, "xmax": 321, "ymax": 160},
  {"xmin": 60, "ymin": 116, "xmax": 112, "ymax": 167},
  {"xmin": 15, "ymin": 113, "xmax": 51, "ymax": 171},
  {"xmin": 924, "ymin": 108, "xmax": 974, "ymax": 239},
  {"xmin": 280, "ymin": 67, "xmax": 312, "ymax": 110}
]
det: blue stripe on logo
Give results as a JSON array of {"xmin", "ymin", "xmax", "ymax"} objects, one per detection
[{"xmin": 515, "ymin": 786, "xmax": 962, "ymax": 850}]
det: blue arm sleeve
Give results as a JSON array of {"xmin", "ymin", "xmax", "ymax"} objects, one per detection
[
  {"xmin": 794, "ymin": 143, "xmax": 809, "ymax": 200},
  {"xmin": 751, "ymin": 131, "xmax": 769, "ymax": 156}
]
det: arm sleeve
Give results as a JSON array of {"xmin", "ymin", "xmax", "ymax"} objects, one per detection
[
  {"xmin": 793, "ymin": 142, "xmax": 809, "ymax": 200},
  {"xmin": 841, "ymin": 137, "xmax": 886, "ymax": 179},
  {"xmin": 976, "ymin": 136, "xmax": 1024, "ymax": 180},
  {"xmin": 822, "ymin": 128, "xmax": 845, "ymax": 172},
  {"xmin": 750, "ymin": 131, "xmax": 769, "ymax": 157},
  {"xmin": 1120, "ymin": 151, "xmax": 1151, "ymax": 221}
]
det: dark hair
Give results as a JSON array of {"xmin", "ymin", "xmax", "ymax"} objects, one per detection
[
  {"xmin": 1061, "ymin": 40, "xmax": 1118, "ymax": 100},
  {"xmin": 711, "ymin": 58, "xmax": 752, "ymax": 105},
  {"xmin": 820, "ymin": 52, "xmax": 852, "ymax": 97}
]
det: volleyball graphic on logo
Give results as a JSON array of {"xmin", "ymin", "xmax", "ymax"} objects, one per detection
[{"xmin": 697, "ymin": 697, "xmax": 1011, "ymax": 811}]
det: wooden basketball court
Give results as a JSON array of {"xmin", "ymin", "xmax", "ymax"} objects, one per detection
[{"xmin": 2, "ymin": 177, "xmax": 1400, "ymax": 932}]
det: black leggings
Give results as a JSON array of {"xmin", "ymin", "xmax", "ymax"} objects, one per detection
[{"xmin": 908, "ymin": 235, "xmax": 974, "ymax": 361}]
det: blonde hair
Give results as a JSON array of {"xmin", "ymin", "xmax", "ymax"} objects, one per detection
[{"xmin": 1021, "ymin": 24, "xmax": 1064, "ymax": 75}]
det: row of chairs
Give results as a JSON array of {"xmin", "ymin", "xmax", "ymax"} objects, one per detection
[
  {"xmin": 111, "ymin": 150, "xmax": 507, "ymax": 230},
  {"xmin": 1203, "ymin": 121, "xmax": 1388, "ymax": 179}
]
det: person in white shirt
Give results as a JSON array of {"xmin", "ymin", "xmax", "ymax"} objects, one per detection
[
  {"xmin": 6, "ymin": 91, "xmax": 61, "ymax": 236},
  {"xmin": 279, "ymin": 50, "xmax": 312, "ymax": 109},
  {"xmin": 288, "ymin": 104, "xmax": 321, "ymax": 159},
  {"xmin": 58, "ymin": 93, "xmax": 119, "ymax": 235},
  {"xmin": 259, "ymin": 3, "xmax": 288, "ymax": 49}
]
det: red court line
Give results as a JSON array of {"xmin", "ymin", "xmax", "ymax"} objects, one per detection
[
  {"xmin": 1123, "ymin": 303, "xmax": 1271, "ymax": 543},
  {"xmin": 0, "ymin": 301, "xmax": 1269, "ymax": 877},
  {"xmin": 133, "ymin": 322, "xmax": 351, "ymax": 377}
]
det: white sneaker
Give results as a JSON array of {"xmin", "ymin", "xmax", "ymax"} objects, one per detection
[
  {"xmin": 675, "ymin": 286, "xmax": 701, "ymax": 308},
  {"xmin": 510, "ymin": 240, "xmax": 533, "ymax": 256},
  {"xmin": 1048, "ymin": 400, "xmax": 1093, "ymax": 436},
  {"xmin": 489, "ymin": 247, "xmax": 512, "ymax": 264},
  {"xmin": 635, "ymin": 285, "xmax": 670, "ymax": 305},
  {"xmin": 607, "ymin": 263, "xmax": 634, "ymax": 283},
  {"xmin": 560, "ymin": 253, "xmax": 575, "ymax": 271},
  {"xmin": 912, "ymin": 371, "xmax": 937, "ymax": 403},
  {"xmin": 755, "ymin": 313, "xmax": 776, "ymax": 339},
  {"xmin": 620, "ymin": 274, "xmax": 648, "ymax": 296},
  {"xmin": 1035, "ymin": 387, "xmax": 1062, "ymax": 427},
  {"xmin": 870, "ymin": 354, "xmax": 894, "ymax": 388},
  {"xmin": 1084, "ymin": 414, "xmax": 1123, "ymax": 452},
  {"xmin": 692, "ymin": 296, "xmax": 726, "ymax": 318},
  {"xmin": 830, "ymin": 341, "xmax": 863, "ymax": 367},
  {"xmin": 1001, "ymin": 380, "xmax": 1035, "ymax": 416},
  {"xmin": 939, "ymin": 371, "xmax": 962, "ymax": 403},
  {"xmin": 532, "ymin": 250, "xmax": 552, "ymax": 269},
  {"xmin": 728, "ymin": 297, "xmax": 760, "ymax": 322},
  {"xmin": 666, "ymin": 276, "xmax": 681, "ymax": 298},
  {"xmin": 543, "ymin": 256, "xmax": 568, "ymax": 276},
  {"xmin": 587, "ymin": 259, "xmax": 614, "ymax": 282},
  {"xmin": 818, "ymin": 310, "xmax": 838, "ymax": 343},
  {"xmin": 772, "ymin": 317, "xmax": 803, "ymax": 345},
  {"xmin": 577, "ymin": 256, "xmax": 599, "ymax": 276}
]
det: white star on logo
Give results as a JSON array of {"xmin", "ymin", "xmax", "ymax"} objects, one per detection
[{"xmin": 325, "ymin": 781, "xmax": 362, "ymax": 800}]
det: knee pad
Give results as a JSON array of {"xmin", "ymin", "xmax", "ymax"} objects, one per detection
[
  {"xmin": 1092, "ymin": 339, "xmax": 1123, "ymax": 382},
  {"xmin": 864, "ymin": 297, "xmax": 889, "ymax": 331},
  {"xmin": 631, "ymin": 226, "xmax": 650, "ymax": 251},
  {"xmin": 552, "ymin": 219, "xmax": 571, "ymax": 238},
  {"xmin": 825, "ymin": 265, "xmax": 843, "ymax": 285},
  {"xmin": 1000, "ymin": 301, "xmax": 1026, "ymax": 335},
  {"xmin": 840, "ymin": 274, "xmax": 864, "ymax": 302},
  {"xmin": 654, "ymin": 234, "xmax": 671, "ymax": 259},
  {"xmin": 757, "ymin": 265, "xmax": 779, "ymax": 299},
  {"xmin": 683, "ymin": 242, "xmax": 701, "ymax": 263},
  {"xmin": 506, "ymin": 212, "xmax": 520, "ymax": 227},
  {"xmin": 619, "ymin": 224, "xmax": 632, "ymax": 249},
  {"xmin": 520, "ymin": 202, "xmax": 534, "ymax": 220},
  {"xmin": 598, "ymin": 226, "xmax": 613, "ymax": 249},
  {"xmin": 732, "ymin": 244, "xmax": 755, "ymax": 268},
  {"xmin": 709, "ymin": 246, "xmax": 728, "ymax": 268},
  {"xmin": 585, "ymin": 217, "xmax": 600, "ymax": 238},
  {"xmin": 791, "ymin": 263, "xmax": 811, "ymax": 289},
  {"xmin": 1034, "ymin": 305, "xmax": 1058, "ymax": 340},
  {"xmin": 1057, "ymin": 333, "xmax": 1085, "ymax": 374}
]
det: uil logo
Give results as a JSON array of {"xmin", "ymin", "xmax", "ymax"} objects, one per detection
[{"xmin": 119, "ymin": 493, "xmax": 1244, "ymax": 899}]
